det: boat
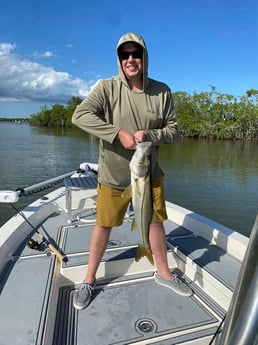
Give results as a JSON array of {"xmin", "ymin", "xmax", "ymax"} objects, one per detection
[{"xmin": 0, "ymin": 164, "xmax": 257, "ymax": 345}]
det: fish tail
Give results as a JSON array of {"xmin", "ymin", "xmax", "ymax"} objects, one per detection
[{"xmin": 135, "ymin": 245, "xmax": 154, "ymax": 265}]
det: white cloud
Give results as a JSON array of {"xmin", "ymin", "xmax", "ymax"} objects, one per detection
[
  {"xmin": 0, "ymin": 42, "xmax": 92, "ymax": 103},
  {"xmin": 44, "ymin": 51, "xmax": 53, "ymax": 58},
  {"xmin": 33, "ymin": 50, "xmax": 54, "ymax": 59},
  {"xmin": 0, "ymin": 43, "xmax": 16, "ymax": 55}
]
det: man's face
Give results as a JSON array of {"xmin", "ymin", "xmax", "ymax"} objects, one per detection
[{"xmin": 119, "ymin": 43, "xmax": 143, "ymax": 81}]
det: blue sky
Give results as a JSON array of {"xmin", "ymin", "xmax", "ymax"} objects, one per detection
[{"xmin": 0, "ymin": 0, "xmax": 257, "ymax": 118}]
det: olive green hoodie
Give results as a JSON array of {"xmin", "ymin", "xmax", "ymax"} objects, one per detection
[{"xmin": 72, "ymin": 32, "xmax": 178, "ymax": 189}]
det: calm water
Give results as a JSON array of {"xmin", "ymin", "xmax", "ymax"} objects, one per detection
[{"xmin": 0, "ymin": 122, "xmax": 257, "ymax": 236}]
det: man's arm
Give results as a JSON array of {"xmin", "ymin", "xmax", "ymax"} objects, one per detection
[{"xmin": 72, "ymin": 81, "xmax": 120, "ymax": 144}]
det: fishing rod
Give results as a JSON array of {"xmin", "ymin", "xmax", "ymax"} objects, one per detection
[
  {"xmin": 9, "ymin": 202, "xmax": 67, "ymax": 262},
  {"xmin": 0, "ymin": 166, "xmax": 98, "ymax": 261},
  {"xmin": 0, "ymin": 169, "xmax": 81, "ymax": 261}
]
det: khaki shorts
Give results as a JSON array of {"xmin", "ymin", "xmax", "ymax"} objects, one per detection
[{"xmin": 96, "ymin": 173, "xmax": 168, "ymax": 227}]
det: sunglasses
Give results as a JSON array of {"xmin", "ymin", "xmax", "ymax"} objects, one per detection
[{"xmin": 119, "ymin": 50, "xmax": 143, "ymax": 60}]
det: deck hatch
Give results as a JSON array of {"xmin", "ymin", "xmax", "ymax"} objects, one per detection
[
  {"xmin": 61, "ymin": 222, "xmax": 140, "ymax": 256},
  {"xmin": 53, "ymin": 279, "xmax": 218, "ymax": 345}
]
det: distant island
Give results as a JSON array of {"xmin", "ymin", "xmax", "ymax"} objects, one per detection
[
  {"xmin": 0, "ymin": 118, "xmax": 28, "ymax": 122},
  {"xmin": 1, "ymin": 87, "xmax": 258, "ymax": 140}
]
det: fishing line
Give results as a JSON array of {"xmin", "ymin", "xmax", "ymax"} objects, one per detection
[
  {"xmin": 10, "ymin": 202, "xmax": 41, "ymax": 232},
  {"xmin": 208, "ymin": 314, "xmax": 226, "ymax": 345},
  {"xmin": 9, "ymin": 203, "xmax": 66, "ymax": 262}
]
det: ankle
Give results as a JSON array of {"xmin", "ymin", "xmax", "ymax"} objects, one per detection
[
  {"xmin": 156, "ymin": 271, "xmax": 172, "ymax": 281},
  {"xmin": 83, "ymin": 276, "xmax": 96, "ymax": 285}
]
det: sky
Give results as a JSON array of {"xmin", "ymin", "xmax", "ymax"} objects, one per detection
[{"xmin": 0, "ymin": 0, "xmax": 257, "ymax": 118}]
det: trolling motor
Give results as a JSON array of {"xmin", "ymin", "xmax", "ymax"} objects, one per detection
[{"xmin": 0, "ymin": 190, "xmax": 19, "ymax": 203}]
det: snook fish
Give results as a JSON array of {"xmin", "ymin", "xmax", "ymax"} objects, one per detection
[{"xmin": 123, "ymin": 142, "xmax": 154, "ymax": 265}]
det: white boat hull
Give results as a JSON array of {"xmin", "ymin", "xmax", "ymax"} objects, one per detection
[{"xmin": 0, "ymin": 175, "xmax": 253, "ymax": 345}]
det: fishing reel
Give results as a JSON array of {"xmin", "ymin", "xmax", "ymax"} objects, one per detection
[
  {"xmin": 27, "ymin": 238, "xmax": 50, "ymax": 254},
  {"xmin": 27, "ymin": 238, "xmax": 40, "ymax": 250}
]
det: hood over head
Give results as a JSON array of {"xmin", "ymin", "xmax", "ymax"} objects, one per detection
[{"xmin": 116, "ymin": 32, "xmax": 149, "ymax": 90}]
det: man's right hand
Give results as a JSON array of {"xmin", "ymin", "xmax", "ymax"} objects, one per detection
[{"xmin": 117, "ymin": 129, "xmax": 136, "ymax": 149}]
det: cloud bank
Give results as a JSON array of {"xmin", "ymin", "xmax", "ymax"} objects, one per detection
[{"xmin": 0, "ymin": 43, "xmax": 91, "ymax": 103}]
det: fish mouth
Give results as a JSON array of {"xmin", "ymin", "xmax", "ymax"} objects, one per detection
[{"xmin": 136, "ymin": 142, "xmax": 152, "ymax": 147}]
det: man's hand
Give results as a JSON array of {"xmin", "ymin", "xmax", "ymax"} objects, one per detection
[
  {"xmin": 117, "ymin": 129, "xmax": 136, "ymax": 149},
  {"xmin": 134, "ymin": 130, "xmax": 146, "ymax": 143}
]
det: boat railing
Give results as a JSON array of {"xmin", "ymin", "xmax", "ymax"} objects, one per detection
[{"xmin": 217, "ymin": 213, "xmax": 258, "ymax": 345}]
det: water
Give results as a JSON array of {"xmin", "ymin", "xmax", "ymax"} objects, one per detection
[{"xmin": 0, "ymin": 122, "xmax": 257, "ymax": 236}]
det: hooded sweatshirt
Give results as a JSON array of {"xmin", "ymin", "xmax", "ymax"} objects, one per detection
[{"xmin": 72, "ymin": 32, "xmax": 178, "ymax": 189}]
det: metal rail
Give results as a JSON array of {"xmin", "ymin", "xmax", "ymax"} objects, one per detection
[
  {"xmin": 16, "ymin": 169, "xmax": 80, "ymax": 196},
  {"xmin": 218, "ymin": 213, "xmax": 258, "ymax": 345}
]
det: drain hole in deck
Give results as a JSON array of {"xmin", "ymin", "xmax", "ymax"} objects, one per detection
[
  {"xmin": 135, "ymin": 318, "xmax": 157, "ymax": 334},
  {"xmin": 107, "ymin": 240, "xmax": 121, "ymax": 248}
]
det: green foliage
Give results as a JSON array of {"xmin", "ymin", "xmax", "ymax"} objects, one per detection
[
  {"xmin": 28, "ymin": 89, "xmax": 258, "ymax": 140},
  {"xmin": 29, "ymin": 96, "xmax": 83, "ymax": 127},
  {"xmin": 0, "ymin": 118, "xmax": 28, "ymax": 122},
  {"xmin": 174, "ymin": 87, "xmax": 258, "ymax": 140},
  {"xmin": 246, "ymin": 89, "xmax": 258, "ymax": 97}
]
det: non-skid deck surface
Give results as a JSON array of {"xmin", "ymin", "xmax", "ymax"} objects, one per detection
[
  {"xmin": 54, "ymin": 219, "xmax": 232, "ymax": 344},
  {"xmin": 62, "ymin": 219, "xmax": 241, "ymax": 292},
  {"xmin": 0, "ymin": 213, "xmax": 241, "ymax": 345},
  {"xmin": 54, "ymin": 279, "xmax": 219, "ymax": 345},
  {"xmin": 62, "ymin": 220, "xmax": 140, "ymax": 267},
  {"xmin": 0, "ymin": 255, "xmax": 54, "ymax": 345}
]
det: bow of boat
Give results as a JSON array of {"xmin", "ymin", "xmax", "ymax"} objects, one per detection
[{"xmin": 0, "ymin": 171, "xmax": 253, "ymax": 345}]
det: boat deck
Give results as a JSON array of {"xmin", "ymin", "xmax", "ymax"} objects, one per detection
[{"xmin": 0, "ymin": 200, "xmax": 242, "ymax": 345}]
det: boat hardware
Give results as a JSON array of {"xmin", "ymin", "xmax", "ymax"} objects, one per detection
[
  {"xmin": 209, "ymin": 213, "xmax": 258, "ymax": 345},
  {"xmin": 0, "ymin": 190, "xmax": 19, "ymax": 203},
  {"xmin": 16, "ymin": 169, "xmax": 82, "ymax": 197},
  {"xmin": 107, "ymin": 239, "xmax": 121, "ymax": 248},
  {"xmin": 135, "ymin": 318, "xmax": 157, "ymax": 334},
  {"xmin": 166, "ymin": 233, "xmax": 196, "ymax": 240},
  {"xmin": 0, "ymin": 169, "xmax": 83, "ymax": 202},
  {"xmin": 218, "ymin": 213, "xmax": 258, "ymax": 345}
]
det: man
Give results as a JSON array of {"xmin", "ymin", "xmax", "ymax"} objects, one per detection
[{"xmin": 72, "ymin": 32, "xmax": 192, "ymax": 310}]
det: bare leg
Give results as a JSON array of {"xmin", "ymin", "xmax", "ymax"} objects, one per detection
[
  {"xmin": 83, "ymin": 225, "xmax": 112, "ymax": 284},
  {"xmin": 149, "ymin": 222, "xmax": 172, "ymax": 280}
]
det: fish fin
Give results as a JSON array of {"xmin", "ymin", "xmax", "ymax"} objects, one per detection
[
  {"xmin": 131, "ymin": 219, "xmax": 138, "ymax": 231},
  {"xmin": 135, "ymin": 245, "xmax": 154, "ymax": 265},
  {"xmin": 135, "ymin": 179, "xmax": 141, "ymax": 195},
  {"xmin": 121, "ymin": 185, "xmax": 132, "ymax": 198}
]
